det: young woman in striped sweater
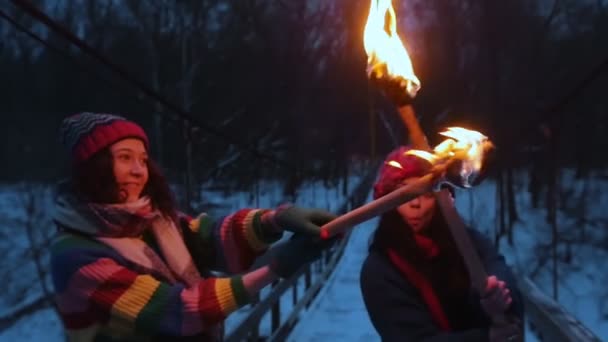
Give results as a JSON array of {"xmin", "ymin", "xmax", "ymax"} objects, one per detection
[
  {"xmin": 51, "ymin": 112, "xmax": 337, "ymax": 341},
  {"xmin": 360, "ymin": 146, "xmax": 524, "ymax": 342}
]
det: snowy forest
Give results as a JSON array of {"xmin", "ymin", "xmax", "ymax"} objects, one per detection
[{"xmin": 0, "ymin": 0, "xmax": 607, "ymax": 340}]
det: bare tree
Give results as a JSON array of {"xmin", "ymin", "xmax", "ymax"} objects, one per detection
[{"xmin": 0, "ymin": 182, "xmax": 59, "ymax": 335}]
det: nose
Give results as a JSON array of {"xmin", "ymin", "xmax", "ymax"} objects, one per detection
[
  {"xmin": 408, "ymin": 196, "xmax": 421, "ymax": 208},
  {"xmin": 130, "ymin": 159, "xmax": 146, "ymax": 177}
]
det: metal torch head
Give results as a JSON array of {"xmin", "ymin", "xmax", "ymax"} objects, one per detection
[
  {"xmin": 406, "ymin": 128, "xmax": 496, "ymax": 190},
  {"xmin": 370, "ymin": 72, "xmax": 420, "ymax": 106},
  {"xmin": 439, "ymin": 139, "xmax": 496, "ymax": 189}
]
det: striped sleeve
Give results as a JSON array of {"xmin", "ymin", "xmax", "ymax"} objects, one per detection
[
  {"xmin": 186, "ymin": 209, "xmax": 283, "ymax": 274},
  {"xmin": 50, "ymin": 235, "xmax": 250, "ymax": 337}
]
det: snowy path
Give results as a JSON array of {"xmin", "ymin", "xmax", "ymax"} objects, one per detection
[{"xmin": 287, "ymin": 219, "xmax": 380, "ymax": 342}]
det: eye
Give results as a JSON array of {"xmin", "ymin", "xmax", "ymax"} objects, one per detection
[{"xmin": 117, "ymin": 154, "xmax": 131, "ymax": 161}]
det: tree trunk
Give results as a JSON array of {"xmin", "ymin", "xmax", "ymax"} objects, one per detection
[
  {"xmin": 22, "ymin": 185, "xmax": 54, "ymax": 303},
  {"xmin": 368, "ymin": 82, "xmax": 377, "ymax": 160},
  {"xmin": 547, "ymin": 135, "xmax": 559, "ymax": 300},
  {"xmin": 496, "ymin": 170, "xmax": 507, "ymax": 245},
  {"xmin": 153, "ymin": 112, "xmax": 164, "ymax": 167},
  {"xmin": 506, "ymin": 166, "xmax": 519, "ymax": 245},
  {"xmin": 551, "ymin": 208, "xmax": 559, "ymax": 300},
  {"xmin": 182, "ymin": 120, "xmax": 193, "ymax": 211},
  {"xmin": 579, "ymin": 175, "xmax": 590, "ymax": 240}
]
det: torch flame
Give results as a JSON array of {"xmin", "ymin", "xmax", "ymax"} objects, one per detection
[
  {"xmin": 439, "ymin": 127, "xmax": 488, "ymax": 171},
  {"xmin": 363, "ymin": 0, "xmax": 420, "ymax": 98},
  {"xmin": 406, "ymin": 127, "xmax": 492, "ymax": 188}
]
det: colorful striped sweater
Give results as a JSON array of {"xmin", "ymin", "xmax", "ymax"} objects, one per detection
[{"xmin": 51, "ymin": 207, "xmax": 282, "ymax": 341}]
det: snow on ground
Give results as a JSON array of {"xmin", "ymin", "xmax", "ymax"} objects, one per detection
[
  {"xmin": 287, "ymin": 212, "xmax": 380, "ymax": 342},
  {"xmin": 289, "ymin": 170, "xmax": 607, "ymax": 341},
  {"xmin": 454, "ymin": 170, "xmax": 608, "ymax": 339},
  {"xmin": 0, "ymin": 174, "xmax": 362, "ymax": 341},
  {"xmin": 0, "ymin": 169, "xmax": 606, "ymax": 341},
  {"xmin": 287, "ymin": 192, "xmax": 541, "ymax": 342}
]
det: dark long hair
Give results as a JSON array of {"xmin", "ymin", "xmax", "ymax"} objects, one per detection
[
  {"xmin": 69, "ymin": 147, "xmax": 218, "ymax": 272},
  {"xmin": 71, "ymin": 148, "xmax": 177, "ymax": 222},
  {"xmin": 369, "ymin": 207, "xmax": 471, "ymax": 298}
]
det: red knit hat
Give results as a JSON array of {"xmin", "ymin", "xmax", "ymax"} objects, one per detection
[
  {"xmin": 59, "ymin": 112, "xmax": 149, "ymax": 163},
  {"xmin": 373, "ymin": 146, "xmax": 432, "ymax": 199},
  {"xmin": 373, "ymin": 146, "xmax": 457, "ymax": 199}
]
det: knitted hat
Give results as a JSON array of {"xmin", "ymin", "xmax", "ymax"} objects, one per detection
[
  {"xmin": 373, "ymin": 146, "xmax": 455, "ymax": 199},
  {"xmin": 373, "ymin": 146, "xmax": 431, "ymax": 199},
  {"xmin": 59, "ymin": 112, "xmax": 149, "ymax": 163}
]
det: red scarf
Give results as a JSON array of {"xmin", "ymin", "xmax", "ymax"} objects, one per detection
[{"xmin": 387, "ymin": 234, "xmax": 452, "ymax": 331}]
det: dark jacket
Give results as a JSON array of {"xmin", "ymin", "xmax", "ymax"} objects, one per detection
[{"xmin": 360, "ymin": 229, "xmax": 524, "ymax": 342}]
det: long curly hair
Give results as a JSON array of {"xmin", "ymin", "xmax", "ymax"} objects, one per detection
[{"xmin": 70, "ymin": 148, "xmax": 177, "ymax": 222}]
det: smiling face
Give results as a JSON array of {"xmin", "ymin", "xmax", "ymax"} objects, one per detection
[
  {"xmin": 396, "ymin": 177, "xmax": 437, "ymax": 233},
  {"xmin": 110, "ymin": 138, "xmax": 149, "ymax": 203}
]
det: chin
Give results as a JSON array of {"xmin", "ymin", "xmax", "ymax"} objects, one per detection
[
  {"xmin": 411, "ymin": 224, "xmax": 429, "ymax": 234},
  {"xmin": 126, "ymin": 195, "xmax": 140, "ymax": 203}
]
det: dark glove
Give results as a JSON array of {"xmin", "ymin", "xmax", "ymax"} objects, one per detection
[
  {"xmin": 489, "ymin": 320, "xmax": 522, "ymax": 342},
  {"xmin": 480, "ymin": 276, "xmax": 512, "ymax": 317},
  {"xmin": 273, "ymin": 205, "xmax": 337, "ymax": 235},
  {"xmin": 269, "ymin": 234, "xmax": 339, "ymax": 278}
]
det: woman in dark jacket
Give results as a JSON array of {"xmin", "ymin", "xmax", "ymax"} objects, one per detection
[{"xmin": 360, "ymin": 146, "xmax": 524, "ymax": 342}]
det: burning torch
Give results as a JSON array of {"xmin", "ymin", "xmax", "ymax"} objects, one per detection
[
  {"xmin": 319, "ymin": 128, "xmax": 494, "ymax": 239},
  {"xmin": 321, "ymin": 0, "xmax": 495, "ymax": 288},
  {"xmin": 321, "ymin": 0, "xmax": 520, "ymax": 339},
  {"xmin": 323, "ymin": 0, "xmax": 522, "ymax": 338},
  {"xmin": 358, "ymin": 0, "xmax": 494, "ymax": 295}
]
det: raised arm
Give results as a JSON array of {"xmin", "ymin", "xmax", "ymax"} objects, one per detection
[
  {"xmin": 51, "ymin": 235, "xmax": 278, "ymax": 338},
  {"xmin": 180, "ymin": 209, "xmax": 283, "ymax": 274},
  {"xmin": 181, "ymin": 205, "xmax": 337, "ymax": 274}
]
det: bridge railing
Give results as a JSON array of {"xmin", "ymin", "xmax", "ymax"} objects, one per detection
[
  {"xmin": 225, "ymin": 168, "xmax": 377, "ymax": 342},
  {"xmin": 517, "ymin": 275, "xmax": 603, "ymax": 341},
  {"xmin": 225, "ymin": 168, "xmax": 603, "ymax": 342}
]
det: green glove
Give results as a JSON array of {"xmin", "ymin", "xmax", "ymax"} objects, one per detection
[
  {"xmin": 272, "ymin": 205, "xmax": 337, "ymax": 235},
  {"xmin": 269, "ymin": 234, "xmax": 339, "ymax": 278}
]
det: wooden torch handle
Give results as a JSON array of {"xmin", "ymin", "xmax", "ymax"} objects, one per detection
[
  {"xmin": 398, "ymin": 104, "xmax": 488, "ymax": 292},
  {"xmin": 320, "ymin": 172, "xmax": 437, "ymax": 239},
  {"xmin": 398, "ymin": 105, "xmax": 429, "ymax": 151}
]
